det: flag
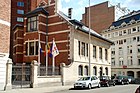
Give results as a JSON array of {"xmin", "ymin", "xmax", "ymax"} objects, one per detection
[
  {"xmin": 39, "ymin": 42, "xmax": 42, "ymax": 54},
  {"xmin": 44, "ymin": 43, "xmax": 52, "ymax": 57},
  {"xmin": 51, "ymin": 39, "xmax": 59, "ymax": 57}
]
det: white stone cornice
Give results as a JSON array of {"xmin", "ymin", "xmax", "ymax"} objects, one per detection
[
  {"xmin": 48, "ymin": 21, "xmax": 66, "ymax": 26},
  {"xmin": 0, "ymin": 19, "xmax": 10, "ymax": 26},
  {"xmin": 48, "ymin": 30, "xmax": 70, "ymax": 35}
]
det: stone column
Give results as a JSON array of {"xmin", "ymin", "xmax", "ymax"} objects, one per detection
[
  {"xmin": 30, "ymin": 60, "xmax": 38, "ymax": 88},
  {"xmin": 4, "ymin": 58, "xmax": 12, "ymax": 90}
]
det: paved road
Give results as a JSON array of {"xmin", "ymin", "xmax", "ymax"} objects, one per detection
[{"xmin": 52, "ymin": 84, "xmax": 139, "ymax": 93}]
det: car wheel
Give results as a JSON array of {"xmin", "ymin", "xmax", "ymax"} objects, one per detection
[
  {"xmin": 113, "ymin": 82, "xmax": 115, "ymax": 86},
  {"xmin": 88, "ymin": 84, "xmax": 91, "ymax": 89},
  {"xmin": 106, "ymin": 83, "xmax": 109, "ymax": 87},
  {"xmin": 98, "ymin": 83, "xmax": 101, "ymax": 88},
  {"xmin": 121, "ymin": 81, "xmax": 124, "ymax": 85}
]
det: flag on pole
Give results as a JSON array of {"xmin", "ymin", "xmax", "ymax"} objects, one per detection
[
  {"xmin": 51, "ymin": 39, "xmax": 59, "ymax": 57},
  {"xmin": 39, "ymin": 42, "xmax": 42, "ymax": 54}
]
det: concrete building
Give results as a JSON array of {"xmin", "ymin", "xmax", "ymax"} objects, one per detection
[
  {"xmin": 81, "ymin": 1, "xmax": 128, "ymax": 34},
  {"xmin": 0, "ymin": 0, "xmax": 11, "ymax": 54},
  {"xmin": 11, "ymin": 0, "xmax": 112, "ymax": 82},
  {"xmin": 101, "ymin": 10, "xmax": 140, "ymax": 78}
]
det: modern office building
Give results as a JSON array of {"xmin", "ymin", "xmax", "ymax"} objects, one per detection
[
  {"xmin": 101, "ymin": 10, "xmax": 140, "ymax": 78},
  {"xmin": 0, "ymin": 0, "xmax": 11, "ymax": 54}
]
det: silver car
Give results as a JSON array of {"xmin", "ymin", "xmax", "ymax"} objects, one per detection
[{"xmin": 74, "ymin": 76, "xmax": 100, "ymax": 89}]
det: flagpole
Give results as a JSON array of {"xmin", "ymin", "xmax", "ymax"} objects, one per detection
[
  {"xmin": 38, "ymin": 33, "xmax": 41, "ymax": 76},
  {"xmin": 52, "ymin": 38, "xmax": 55, "ymax": 75},
  {"xmin": 46, "ymin": 37, "xmax": 48, "ymax": 76},
  {"xmin": 88, "ymin": 0, "xmax": 91, "ymax": 76}
]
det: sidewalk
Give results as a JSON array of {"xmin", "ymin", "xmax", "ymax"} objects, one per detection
[{"xmin": 0, "ymin": 85, "xmax": 73, "ymax": 93}]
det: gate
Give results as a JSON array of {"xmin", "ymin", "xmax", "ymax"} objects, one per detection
[{"xmin": 12, "ymin": 64, "xmax": 31, "ymax": 88}]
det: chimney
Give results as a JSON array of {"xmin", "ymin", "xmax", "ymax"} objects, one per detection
[{"xmin": 68, "ymin": 8, "xmax": 73, "ymax": 19}]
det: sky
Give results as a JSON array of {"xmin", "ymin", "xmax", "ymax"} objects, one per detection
[{"xmin": 58, "ymin": 0, "xmax": 140, "ymax": 21}]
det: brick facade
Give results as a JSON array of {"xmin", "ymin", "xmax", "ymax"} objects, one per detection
[
  {"xmin": 81, "ymin": 1, "xmax": 115, "ymax": 34},
  {"xmin": 0, "ymin": 0, "xmax": 10, "ymax": 53}
]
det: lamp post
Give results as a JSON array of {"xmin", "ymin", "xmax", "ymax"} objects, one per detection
[{"xmin": 88, "ymin": 0, "xmax": 91, "ymax": 76}]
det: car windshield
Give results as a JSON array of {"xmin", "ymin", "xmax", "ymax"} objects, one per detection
[
  {"xmin": 78, "ymin": 77, "xmax": 90, "ymax": 81},
  {"xmin": 116, "ymin": 76, "xmax": 123, "ymax": 79}
]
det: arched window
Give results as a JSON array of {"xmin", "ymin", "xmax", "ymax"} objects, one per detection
[
  {"xmin": 100, "ymin": 67, "xmax": 103, "ymax": 76},
  {"xmin": 93, "ymin": 66, "xmax": 97, "ymax": 75},
  {"xmin": 78, "ymin": 65, "xmax": 83, "ymax": 76},
  {"xmin": 105, "ymin": 67, "xmax": 108, "ymax": 75},
  {"xmin": 84, "ymin": 66, "xmax": 88, "ymax": 76}
]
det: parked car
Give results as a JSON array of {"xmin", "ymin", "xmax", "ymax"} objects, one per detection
[
  {"xmin": 99, "ymin": 76, "xmax": 115, "ymax": 87},
  {"xmin": 135, "ymin": 86, "xmax": 140, "ymax": 93},
  {"xmin": 74, "ymin": 76, "xmax": 100, "ymax": 89},
  {"xmin": 114, "ymin": 75, "xmax": 129, "ymax": 85},
  {"xmin": 127, "ymin": 76, "xmax": 135, "ymax": 84}
]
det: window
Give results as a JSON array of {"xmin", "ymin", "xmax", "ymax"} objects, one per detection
[
  {"xmin": 78, "ymin": 41, "xmax": 80, "ymax": 55},
  {"xmin": 17, "ymin": 9, "xmax": 24, "ymax": 14},
  {"xmin": 27, "ymin": 16, "xmax": 38, "ymax": 32},
  {"xmin": 138, "ymin": 26, "xmax": 140, "ymax": 32},
  {"xmin": 119, "ymin": 47, "xmax": 123, "ymax": 55},
  {"xmin": 127, "ymin": 46, "xmax": 132, "ymax": 54},
  {"xmin": 26, "ymin": 41, "xmax": 38, "ymax": 56},
  {"xmin": 128, "ymin": 29, "xmax": 131, "ymax": 34},
  {"xmin": 133, "ymin": 27, "xmax": 136, "ymax": 32},
  {"xmin": 105, "ymin": 67, "xmax": 108, "ymax": 75},
  {"xmin": 138, "ymin": 59, "xmax": 140, "ymax": 65},
  {"xmin": 99, "ymin": 47, "xmax": 102, "ymax": 59},
  {"xmin": 123, "ymin": 30, "xmax": 127, "ymax": 34},
  {"xmin": 78, "ymin": 65, "xmax": 83, "ymax": 76},
  {"xmin": 105, "ymin": 49, "xmax": 108, "ymax": 60},
  {"xmin": 86, "ymin": 43, "xmax": 88, "ymax": 57},
  {"xmin": 93, "ymin": 45, "xmax": 96, "ymax": 58},
  {"xmin": 119, "ymin": 31, "xmax": 122, "ymax": 36},
  {"xmin": 17, "ymin": 17, "xmax": 23, "ymax": 22},
  {"xmin": 137, "ymin": 36, "xmax": 140, "ymax": 42},
  {"xmin": 17, "ymin": 2, "xmax": 24, "ymax": 7},
  {"xmin": 111, "ymin": 48, "xmax": 115, "ymax": 56},
  {"xmin": 93, "ymin": 66, "xmax": 97, "ymax": 75},
  {"xmin": 84, "ymin": 66, "xmax": 88, "ymax": 76},
  {"xmin": 138, "ymin": 45, "xmax": 140, "ymax": 53},
  {"xmin": 127, "ymin": 56, "xmax": 133, "ymax": 65},
  {"xmin": 81, "ymin": 42, "xmax": 85, "ymax": 56},
  {"xmin": 119, "ymin": 60, "xmax": 123, "ymax": 66},
  {"xmin": 111, "ymin": 58, "xmax": 115, "ymax": 66}
]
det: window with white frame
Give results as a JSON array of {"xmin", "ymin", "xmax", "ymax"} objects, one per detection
[
  {"xmin": 127, "ymin": 56, "xmax": 133, "ymax": 66},
  {"xmin": 26, "ymin": 41, "xmax": 38, "ymax": 56},
  {"xmin": 128, "ymin": 29, "xmax": 131, "ymax": 34},
  {"xmin": 138, "ymin": 45, "xmax": 140, "ymax": 53},
  {"xmin": 119, "ymin": 47, "xmax": 123, "ymax": 55},
  {"xmin": 17, "ymin": 9, "xmax": 24, "ymax": 14},
  {"xmin": 99, "ymin": 47, "xmax": 102, "ymax": 59},
  {"xmin": 17, "ymin": 17, "xmax": 23, "ymax": 22},
  {"xmin": 86, "ymin": 43, "xmax": 88, "ymax": 57},
  {"xmin": 111, "ymin": 48, "xmax": 115, "ymax": 56},
  {"xmin": 138, "ymin": 26, "xmax": 140, "ymax": 32},
  {"xmin": 81, "ymin": 42, "xmax": 85, "ymax": 56},
  {"xmin": 93, "ymin": 66, "xmax": 97, "ymax": 75},
  {"xmin": 84, "ymin": 66, "xmax": 88, "ymax": 76},
  {"xmin": 93, "ymin": 45, "xmax": 96, "ymax": 58},
  {"xmin": 127, "ymin": 45, "xmax": 132, "ymax": 54},
  {"xmin": 111, "ymin": 58, "xmax": 115, "ymax": 66},
  {"xmin": 138, "ymin": 59, "xmax": 140, "ymax": 65},
  {"xmin": 105, "ymin": 49, "xmax": 108, "ymax": 60},
  {"xmin": 27, "ymin": 16, "xmax": 38, "ymax": 32},
  {"xmin": 17, "ymin": 2, "xmax": 24, "ymax": 7},
  {"xmin": 78, "ymin": 65, "xmax": 83, "ymax": 76},
  {"xmin": 119, "ymin": 59, "xmax": 123, "ymax": 66}
]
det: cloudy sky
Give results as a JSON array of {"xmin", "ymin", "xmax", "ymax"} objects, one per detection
[{"xmin": 59, "ymin": 0, "xmax": 140, "ymax": 21}]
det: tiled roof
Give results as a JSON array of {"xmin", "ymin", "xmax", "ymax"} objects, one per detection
[{"xmin": 57, "ymin": 11, "xmax": 113, "ymax": 44}]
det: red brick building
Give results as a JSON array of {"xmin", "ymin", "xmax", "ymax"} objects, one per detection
[
  {"xmin": 11, "ymin": 0, "xmax": 71, "ymax": 67},
  {"xmin": 0, "ymin": 0, "xmax": 11, "ymax": 53},
  {"xmin": 81, "ymin": 1, "xmax": 115, "ymax": 34}
]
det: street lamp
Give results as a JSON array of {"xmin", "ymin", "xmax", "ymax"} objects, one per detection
[{"xmin": 88, "ymin": 0, "xmax": 91, "ymax": 76}]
